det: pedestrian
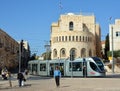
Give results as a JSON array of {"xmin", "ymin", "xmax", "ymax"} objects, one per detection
[
  {"xmin": 54, "ymin": 66, "xmax": 61, "ymax": 87},
  {"xmin": 17, "ymin": 72, "xmax": 24, "ymax": 87},
  {"xmin": 24, "ymin": 69, "xmax": 28, "ymax": 80}
]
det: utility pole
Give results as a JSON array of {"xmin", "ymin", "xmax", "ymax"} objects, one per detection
[
  {"xmin": 109, "ymin": 17, "xmax": 114, "ymax": 74},
  {"xmin": 111, "ymin": 26, "xmax": 114, "ymax": 73},
  {"xmin": 44, "ymin": 41, "xmax": 50, "ymax": 60},
  {"xmin": 70, "ymin": 50, "xmax": 75, "ymax": 78},
  {"xmin": 44, "ymin": 41, "xmax": 50, "ymax": 76},
  {"xmin": 19, "ymin": 43, "xmax": 21, "ymax": 73},
  {"xmin": 19, "ymin": 40, "xmax": 23, "ymax": 73}
]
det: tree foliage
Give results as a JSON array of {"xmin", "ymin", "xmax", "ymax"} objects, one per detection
[
  {"xmin": 42, "ymin": 52, "xmax": 51, "ymax": 60},
  {"xmin": 30, "ymin": 53, "xmax": 36, "ymax": 60},
  {"xmin": 107, "ymin": 50, "xmax": 120, "ymax": 58},
  {"xmin": 104, "ymin": 33, "xmax": 109, "ymax": 59}
]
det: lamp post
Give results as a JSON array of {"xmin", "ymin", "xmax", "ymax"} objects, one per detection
[
  {"xmin": 111, "ymin": 26, "xmax": 114, "ymax": 73},
  {"xmin": 19, "ymin": 40, "xmax": 23, "ymax": 73},
  {"xmin": 70, "ymin": 50, "xmax": 75, "ymax": 78},
  {"xmin": 19, "ymin": 42, "xmax": 21, "ymax": 73}
]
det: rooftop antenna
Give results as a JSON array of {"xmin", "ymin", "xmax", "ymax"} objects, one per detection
[
  {"xmin": 59, "ymin": 0, "xmax": 63, "ymax": 16},
  {"xmin": 59, "ymin": 0, "xmax": 63, "ymax": 11},
  {"xmin": 58, "ymin": 0, "xmax": 63, "ymax": 26}
]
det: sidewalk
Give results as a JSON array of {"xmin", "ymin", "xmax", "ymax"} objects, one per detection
[{"xmin": 0, "ymin": 73, "xmax": 120, "ymax": 91}]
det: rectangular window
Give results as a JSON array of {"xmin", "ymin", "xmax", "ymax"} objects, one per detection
[
  {"xmin": 69, "ymin": 62, "xmax": 82, "ymax": 71},
  {"xmin": 59, "ymin": 36, "xmax": 61, "ymax": 41},
  {"xmin": 65, "ymin": 36, "xmax": 67, "ymax": 41},
  {"xmin": 83, "ymin": 36, "xmax": 84, "ymax": 41},
  {"xmin": 32, "ymin": 64, "xmax": 38, "ymax": 72},
  {"xmin": 57, "ymin": 37, "xmax": 58, "ymax": 42},
  {"xmin": 72, "ymin": 36, "xmax": 74, "ymax": 41},
  {"xmin": 69, "ymin": 36, "xmax": 71, "ymax": 41},
  {"xmin": 40, "ymin": 63, "xmax": 46, "ymax": 71},
  {"xmin": 86, "ymin": 37, "xmax": 87, "ymax": 42},
  {"xmin": 116, "ymin": 31, "xmax": 120, "ymax": 37},
  {"xmin": 76, "ymin": 36, "xmax": 78, "ymax": 41},
  {"xmin": 62, "ymin": 36, "xmax": 64, "ymax": 41}
]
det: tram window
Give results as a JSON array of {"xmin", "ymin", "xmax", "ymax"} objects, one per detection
[
  {"xmin": 28, "ymin": 64, "xmax": 31, "ymax": 71},
  {"xmin": 40, "ymin": 63, "xmax": 46, "ymax": 71},
  {"xmin": 90, "ymin": 62, "xmax": 99, "ymax": 72},
  {"xmin": 69, "ymin": 62, "xmax": 82, "ymax": 71},
  {"xmin": 32, "ymin": 64, "xmax": 37, "ymax": 72}
]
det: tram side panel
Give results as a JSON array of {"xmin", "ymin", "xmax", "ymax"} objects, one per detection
[
  {"xmin": 28, "ymin": 62, "xmax": 32, "ymax": 74},
  {"xmin": 28, "ymin": 60, "xmax": 39, "ymax": 75},
  {"xmin": 38, "ymin": 61, "xmax": 49, "ymax": 76},
  {"xmin": 65, "ymin": 60, "xmax": 84, "ymax": 77},
  {"xmin": 48, "ymin": 60, "xmax": 65, "ymax": 77}
]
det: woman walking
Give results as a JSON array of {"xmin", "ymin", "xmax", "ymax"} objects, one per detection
[{"xmin": 54, "ymin": 66, "xmax": 61, "ymax": 87}]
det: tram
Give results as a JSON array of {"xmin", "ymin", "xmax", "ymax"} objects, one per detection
[{"xmin": 28, "ymin": 57, "xmax": 106, "ymax": 77}]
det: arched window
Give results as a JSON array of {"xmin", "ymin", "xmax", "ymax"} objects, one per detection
[
  {"xmin": 60, "ymin": 48, "xmax": 66, "ymax": 57},
  {"xmin": 53, "ymin": 49, "xmax": 57, "ymax": 58},
  {"xmin": 81, "ymin": 48, "xmax": 86, "ymax": 57},
  {"xmin": 69, "ymin": 22, "xmax": 74, "ymax": 30},
  {"xmin": 89, "ymin": 49, "xmax": 92, "ymax": 56},
  {"xmin": 70, "ymin": 48, "xmax": 76, "ymax": 60}
]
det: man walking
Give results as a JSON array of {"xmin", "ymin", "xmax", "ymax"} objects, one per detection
[
  {"xmin": 17, "ymin": 72, "xmax": 24, "ymax": 87},
  {"xmin": 54, "ymin": 66, "xmax": 61, "ymax": 87}
]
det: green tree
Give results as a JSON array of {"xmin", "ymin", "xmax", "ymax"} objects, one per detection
[
  {"xmin": 107, "ymin": 50, "xmax": 120, "ymax": 58},
  {"xmin": 42, "ymin": 52, "xmax": 51, "ymax": 60},
  {"xmin": 30, "ymin": 53, "xmax": 36, "ymax": 60},
  {"xmin": 104, "ymin": 33, "xmax": 109, "ymax": 59}
]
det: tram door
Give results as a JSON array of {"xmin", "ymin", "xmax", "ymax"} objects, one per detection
[
  {"xmin": 83, "ymin": 59, "xmax": 87, "ymax": 77},
  {"xmin": 59, "ymin": 63, "xmax": 64, "ymax": 76},
  {"xmin": 49, "ymin": 63, "xmax": 64, "ymax": 76},
  {"xmin": 49, "ymin": 63, "xmax": 54, "ymax": 76}
]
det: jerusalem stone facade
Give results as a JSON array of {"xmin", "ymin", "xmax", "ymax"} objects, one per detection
[
  {"xmin": 0, "ymin": 29, "xmax": 30, "ymax": 70},
  {"xmin": 50, "ymin": 13, "xmax": 101, "ymax": 60},
  {"xmin": 0, "ymin": 29, "xmax": 19, "ymax": 69},
  {"xmin": 109, "ymin": 19, "xmax": 120, "ymax": 51}
]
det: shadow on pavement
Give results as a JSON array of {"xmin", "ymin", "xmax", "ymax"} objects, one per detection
[{"xmin": 0, "ymin": 84, "xmax": 31, "ymax": 90}]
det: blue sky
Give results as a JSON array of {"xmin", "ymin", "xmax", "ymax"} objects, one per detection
[{"xmin": 0, "ymin": 0, "xmax": 120, "ymax": 55}]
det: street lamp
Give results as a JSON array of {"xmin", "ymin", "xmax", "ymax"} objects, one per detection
[
  {"xmin": 70, "ymin": 50, "xmax": 75, "ymax": 78},
  {"xmin": 19, "ymin": 40, "xmax": 23, "ymax": 73},
  {"xmin": 111, "ymin": 26, "xmax": 114, "ymax": 73}
]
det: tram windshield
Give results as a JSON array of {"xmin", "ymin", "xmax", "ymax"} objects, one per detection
[{"xmin": 92, "ymin": 57, "xmax": 104, "ymax": 71}]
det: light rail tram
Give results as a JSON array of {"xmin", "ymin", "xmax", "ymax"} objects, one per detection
[{"xmin": 28, "ymin": 57, "xmax": 106, "ymax": 77}]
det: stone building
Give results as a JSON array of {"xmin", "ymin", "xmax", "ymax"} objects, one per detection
[
  {"xmin": 0, "ymin": 29, "xmax": 30, "ymax": 70},
  {"xmin": 109, "ymin": 19, "xmax": 120, "ymax": 51},
  {"xmin": 50, "ymin": 13, "xmax": 101, "ymax": 60},
  {"xmin": 0, "ymin": 29, "xmax": 19, "ymax": 69},
  {"xmin": 20, "ymin": 40, "xmax": 30, "ymax": 68}
]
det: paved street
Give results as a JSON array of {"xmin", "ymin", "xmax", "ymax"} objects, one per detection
[{"xmin": 0, "ymin": 73, "xmax": 120, "ymax": 91}]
